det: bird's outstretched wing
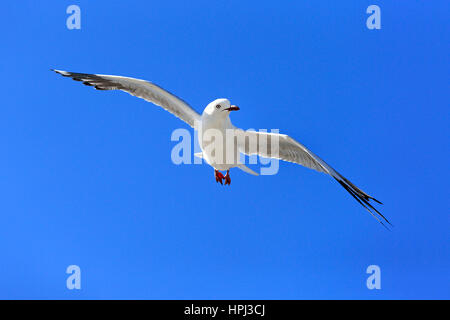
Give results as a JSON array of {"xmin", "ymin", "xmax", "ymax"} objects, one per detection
[
  {"xmin": 234, "ymin": 128, "xmax": 391, "ymax": 228},
  {"xmin": 52, "ymin": 69, "xmax": 201, "ymax": 128}
]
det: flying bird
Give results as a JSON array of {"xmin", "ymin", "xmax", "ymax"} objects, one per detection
[{"xmin": 52, "ymin": 69, "xmax": 391, "ymax": 228}]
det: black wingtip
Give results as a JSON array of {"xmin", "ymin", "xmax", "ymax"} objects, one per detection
[
  {"xmin": 334, "ymin": 177, "xmax": 392, "ymax": 229},
  {"xmin": 370, "ymin": 197, "xmax": 383, "ymax": 205}
]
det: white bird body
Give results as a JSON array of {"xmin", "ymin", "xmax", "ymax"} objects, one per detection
[
  {"xmin": 198, "ymin": 98, "xmax": 242, "ymax": 172},
  {"xmin": 52, "ymin": 69, "xmax": 391, "ymax": 228}
]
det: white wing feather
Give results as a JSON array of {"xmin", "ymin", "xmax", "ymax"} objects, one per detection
[
  {"xmin": 52, "ymin": 69, "xmax": 200, "ymax": 128},
  {"xmin": 234, "ymin": 128, "xmax": 391, "ymax": 227},
  {"xmin": 234, "ymin": 129, "xmax": 329, "ymax": 173}
]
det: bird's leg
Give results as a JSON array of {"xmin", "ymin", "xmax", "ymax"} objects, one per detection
[
  {"xmin": 215, "ymin": 169, "xmax": 225, "ymax": 185},
  {"xmin": 224, "ymin": 170, "xmax": 231, "ymax": 186}
]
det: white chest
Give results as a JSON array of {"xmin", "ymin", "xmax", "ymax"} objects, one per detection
[{"xmin": 197, "ymin": 116, "xmax": 239, "ymax": 169}]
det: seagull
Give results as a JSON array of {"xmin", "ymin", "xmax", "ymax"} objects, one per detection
[{"xmin": 52, "ymin": 69, "xmax": 391, "ymax": 228}]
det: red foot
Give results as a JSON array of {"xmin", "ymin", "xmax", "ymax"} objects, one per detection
[
  {"xmin": 215, "ymin": 170, "xmax": 224, "ymax": 185},
  {"xmin": 224, "ymin": 170, "xmax": 231, "ymax": 186}
]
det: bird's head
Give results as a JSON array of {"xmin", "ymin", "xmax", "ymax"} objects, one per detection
[{"xmin": 203, "ymin": 98, "xmax": 239, "ymax": 118}]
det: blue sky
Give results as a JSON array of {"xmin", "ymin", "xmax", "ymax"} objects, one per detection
[{"xmin": 1, "ymin": 1, "xmax": 448, "ymax": 299}]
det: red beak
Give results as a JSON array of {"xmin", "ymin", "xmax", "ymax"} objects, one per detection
[{"xmin": 225, "ymin": 105, "xmax": 240, "ymax": 111}]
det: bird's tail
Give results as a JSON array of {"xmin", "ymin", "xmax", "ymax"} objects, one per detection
[
  {"xmin": 237, "ymin": 164, "xmax": 259, "ymax": 176},
  {"xmin": 332, "ymin": 173, "xmax": 391, "ymax": 229}
]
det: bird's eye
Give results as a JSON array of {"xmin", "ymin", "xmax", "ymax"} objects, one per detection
[{"xmin": 215, "ymin": 104, "xmax": 221, "ymax": 109}]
